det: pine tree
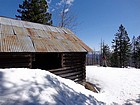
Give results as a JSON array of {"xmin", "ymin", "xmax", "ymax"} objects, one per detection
[
  {"xmin": 102, "ymin": 43, "xmax": 111, "ymax": 67},
  {"xmin": 100, "ymin": 40, "xmax": 111, "ymax": 67},
  {"xmin": 136, "ymin": 36, "xmax": 140, "ymax": 68},
  {"xmin": 112, "ymin": 24, "xmax": 131, "ymax": 67},
  {"xmin": 100, "ymin": 40, "xmax": 103, "ymax": 66},
  {"xmin": 131, "ymin": 36, "xmax": 137, "ymax": 67},
  {"xmin": 110, "ymin": 50, "xmax": 119, "ymax": 67},
  {"xmin": 16, "ymin": 0, "xmax": 52, "ymax": 25},
  {"xmin": 132, "ymin": 35, "xmax": 140, "ymax": 68}
]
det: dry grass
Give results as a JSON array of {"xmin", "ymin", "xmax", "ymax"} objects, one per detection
[{"xmin": 85, "ymin": 82, "xmax": 99, "ymax": 93}]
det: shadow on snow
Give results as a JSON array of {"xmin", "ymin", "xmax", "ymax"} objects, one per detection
[
  {"xmin": 0, "ymin": 71, "xmax": 105, "ymax": 105},
  {"xmin": 125, "ymin": 95, "xmax": 140, "ymax": 105}
]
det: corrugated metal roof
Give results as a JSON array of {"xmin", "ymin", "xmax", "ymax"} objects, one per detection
[
  {"xmin": 11, "ymin": 19, "xmax": 23, "ymax": 27},
  {"xmin": 0, "ymin": 18, "xmax": 1, "ymax": 34},
  {"xmin": 0, "ymin": 16, "xmax": 92, "ymax": 52},
  {"xmin": 1, "ymin": 25, "xmax": 14, "ymax": 35},
  {"xmin": 1, "ymin": 17, "xmax": 12, "ymax": 25},
  {"xmin": 17, "ymin": 35, "xmax": 35, "ymax": 52},
  {"xmin": 12, "ymin": 26, "xmax": 25, "ymax": 36}
]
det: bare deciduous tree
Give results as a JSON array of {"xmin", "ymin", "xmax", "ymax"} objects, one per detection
[{"xmin": 56, "ymin": 0, "xmax": 78, "ymax": 31}]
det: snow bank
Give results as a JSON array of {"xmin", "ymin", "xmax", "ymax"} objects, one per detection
[
  {"xmin": 0, "ymin": 68, "xmax": 103, "ymax": 105},
  {"xmin": 86, "ymin": 66, "xmax": 140, "ymax": 105}
]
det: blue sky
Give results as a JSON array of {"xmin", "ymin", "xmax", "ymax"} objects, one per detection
[{"xmin": 0, "ymin": 0, "xmax": 140, "ymax": 50}]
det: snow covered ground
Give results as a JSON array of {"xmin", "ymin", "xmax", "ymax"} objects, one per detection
[
  {"xmin": 0, "ymin": 68, "xmax": 103, "ymax": 105},
  {"xmin": 86, "ymin": 66, "xmax": 140, "ymax": 105},
  {"xmin": 0, "ymin": 66, "xmax": 140, "ymax": 105}
]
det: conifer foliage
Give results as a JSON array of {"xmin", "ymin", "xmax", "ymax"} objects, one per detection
[
  {"xmin": 100, "ymin": 42, "xmax": 111, "ymax": 67},
  {"xmin": 16, "ymin": 0, "xmax": 52, "ymax": 25},
  {"xmin": 131, "ymin": 35, "xmax": 140, "ymax": 68},
  {"xmin": 112, "ymin": 24, "xmax": 131, "ymax": 67},
  {"xmin": 103, "ymin": 44, "xmax": 111, "ymax": 66}
]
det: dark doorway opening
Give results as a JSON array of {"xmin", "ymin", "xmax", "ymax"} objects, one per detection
[{"xmin": 32, "ymin": 53, "xmax": 62, "ymax": 70}]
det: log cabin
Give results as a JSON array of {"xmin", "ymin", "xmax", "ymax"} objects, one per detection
[{"xmin": 0, "ymin": 16, "xmax": 92, "ymax": 83}]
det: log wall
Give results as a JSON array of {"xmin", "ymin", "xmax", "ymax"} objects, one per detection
[
  {"xmin": 0, "ymin": 52, "xmax": 86, "ymax": 84},
  {"xmin": 0, "ymin": 53, "xmax": 32, "ymax": 68},
  {"xmin": 49, "ymin": 52, "xmax": 86, "ymax": 83}
]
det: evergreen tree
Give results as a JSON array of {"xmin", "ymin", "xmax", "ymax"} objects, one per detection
[
  {"xmin": 110, "ymin": 50, "xmax": 119, "ymax": 67},
  {"xmin": 100, "ymin": 40, "xmax": 103, "ymax": 66},
  {"xmin": 112, "ymin": 24, "xmax": 131, "ymax": 67},
  {"xmin": 102, "ymin": 43, "xmax": 111, "ymax": 66},
  {"xmin": 132, "ymin": 35, "xmax": 140, "ymax": 68},
  {"xmin": 131, "ymin": 36, "xmax": 137, "ymax": 67},
  {"xmin": 100, "ymin": 40, "xmax": 111, "ymax": 67},
  {"xmin": 136, "ymin": 36, "xmax": 140, "ymax": 68},
  {"xmin": 16, "ymin": 0, "xmax": 52, "ymax": 25}
]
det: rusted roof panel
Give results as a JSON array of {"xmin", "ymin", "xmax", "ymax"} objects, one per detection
[
  {"xmin": 65, "ymin": 40, "xmax": 86, "ymax": 52},
  {"xmin": 51, "ymin": 39, "xmax": 66, "ymax": 52},
  {"xmin": 41, "ymin": 39, "xmax": 57, "ymax": 52},
  {"xmin": 43, "ymin": 30, "xmax": 53, "ymax": 39},
  {"xmin": 31, "ymin": 37, "xmax": 47, "ymax": 52},
  {"xmin": 12, "ymin": 26, "xmax": 25, "ymax": 36},
  {"xmin": 1, "ymin": 34, "xmax": 9, "ymax": 52},
  {"xmin": 17, "ymin": 35, "xmax": 35, "ymax": 52},
  {"xmin": 1, "ymin": 34, "xmax": 22, "ymax": 52},
  {"xmin": 0, "ymin": 16, "xmax": 92, "ymax": 52},
  {"xmin": 71, "ymin": 34, "xmax": 93, "ymax": 52},
  {"xmin": 51, "ymin": 32, "xmax": 64, "ymax": 40},
  {"xmin": 56, "ymin": 40, "xmax": 69, "ymax": 52},
  {"xmin": 1, "ymin": 25, "xmax": 14, "ymax": 35},
  {"xmin": 61, "ymin": 28, "xmax": 73, "ymax": 34},
  {"xmin": 25, "ymin": 28, "xmax": 37, "ymax": 37},
  {"xmin": 64, "ymin": 34, "xmax": 76, "ymax": 42}
]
